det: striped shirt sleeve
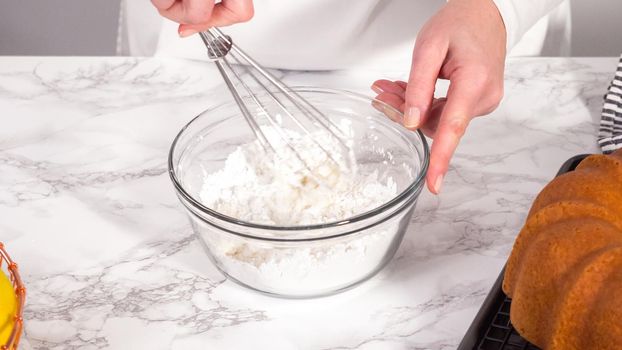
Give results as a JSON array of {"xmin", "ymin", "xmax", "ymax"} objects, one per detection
[{"xmin": 599, "ymin": 55, "xmax": 622, "ymax": 154}]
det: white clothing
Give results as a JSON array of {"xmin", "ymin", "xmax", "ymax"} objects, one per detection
[
  {"xmin": 494, "ymin": 0, "xmax": 568, "ymax": 51},
  {"xmin": 118, "ymin": 0, "xmax": 570, "ymax": 70}
]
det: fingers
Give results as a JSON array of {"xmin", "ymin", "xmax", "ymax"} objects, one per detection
[
  {"xmin": 154, "ymin": 0, "xmax": 215, "ymax": 25},
  {"xmin": 372, "ymin": 79, "xmax": 406, "ymax": 99},
  {"xmin": 372, "ymin": 93, "xmax": 405, "ymax": 123},
  {"xmin": 153, "ymin": 0, "xmax": 254, "ymax": 37},
  {"xmin": 370, "ymin": 75, "xmax": 461, "ymax": 195},
  {"xmin": 426, "ymin": 74, "xmax": 480, "ymax": 194},
  {"xmin": 371, "ymin": 79, "xmax": 449, "ymax": 130},
  {"xmin": 423, "ymin": 64, "xmax": 503, "ymax": 193},
  {"xmin": 373, "ymin": 92, "xmax": 404, "ymax": 111},
  {"xmin": 404, "ymin": 38, "xmax": 447, "ymax": 130},
  {"xmin": 371, "ymin": 80, "xmax": 407, "ymax": 123},
  {"xmin": 151, "ymin": 0, "xmax": 176, "ymax": 10},
  {"xmin": 180, "ymin": 0, "xmax": 254, "ymax": 34},
  {"xmin": 419, "ymin": 97, "xmax": 446, "ymax": 137}
]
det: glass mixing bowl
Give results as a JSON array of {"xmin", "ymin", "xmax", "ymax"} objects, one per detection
[{"xmin": 169, "ymin": 87, "xmax": 429, "ymax": 298}]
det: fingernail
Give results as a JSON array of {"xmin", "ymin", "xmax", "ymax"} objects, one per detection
[
  {"xmin": 405, "ymin": 107, "xmax": 420, "ymax": 128},
  {"xmin": 371, "ymin": 84, "xmax": 384, "ymax": 94},
  {"xmin": 433, "ymin": 173, "xmax": 444, "ymax": 194},
  {"xmin": 371, "ymin": 100, "xmax": 383, "ymax": 112},
  {"xmin": 179, "ymin": 29, "xmax": 199, "ymax": 38},
  {"xmin": 384, "ymin": 106, "xmax": 402, "ymax": 123},
  {"xmin": 372, "ymin": 100, "xmax": 401, "ymax": 123}
]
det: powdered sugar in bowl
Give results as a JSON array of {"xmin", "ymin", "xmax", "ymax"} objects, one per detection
[{"xmin": 169, "ymin": 88, "xmax": 429, "ymax": 298}]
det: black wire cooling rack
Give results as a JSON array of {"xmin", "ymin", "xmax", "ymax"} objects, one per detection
[{"xmin": 475, "ymin": 295, "xmax": 540, "ymax": 350}]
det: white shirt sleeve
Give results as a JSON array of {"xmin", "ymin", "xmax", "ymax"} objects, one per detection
[{"xmin": 492, "ymin": 0, "xmax": 566, "ymax": 50}]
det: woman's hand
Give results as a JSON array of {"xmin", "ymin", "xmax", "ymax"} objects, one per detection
[
  {"xmin": 372, "ymin": 0, "xmax": 506, "ymax": 194},
  {"xmin": 151, "ymin": 0, "xmax": 254, "ymax": 37}
]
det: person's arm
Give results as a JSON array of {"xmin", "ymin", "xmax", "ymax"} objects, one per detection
[{"xmin": 492, "ymin": 0, "xmax": 566, "ymax": 50}]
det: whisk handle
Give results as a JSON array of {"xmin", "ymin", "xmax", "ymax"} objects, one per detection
[{"xmin": 199, "ymin": 30, "xmax": 232, "ymax": 60}]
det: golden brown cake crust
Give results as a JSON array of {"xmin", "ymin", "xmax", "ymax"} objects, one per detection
[
  {"xmin": 509, "ymin": 218, "xmax": 622, "ymax": 347},
  {"xmin": 576, "ymin": 154, "xmax": 622, "ymax": 180},
  {"xmin": 585, "ymin": 263, "xmax": 622, "ymax": 349},
  {"xmin": 503, "ymin": 151, "xmax": 622, "ymax": 348},
  {"xmin": 503, "ymin": 201, "xmax": 622, "ymax": 296},
  {"xmin": 547, "ymin": 247, "xmax": 622, "ymax": 350},
  {"xmin": 527, "ymin": 168, "xmax": 622, "ymax": 217}
]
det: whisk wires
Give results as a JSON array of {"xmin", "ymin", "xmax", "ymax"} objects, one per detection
[{"xmin": 199, "ymin": 29, "xmax": 354, "ymax": 184}]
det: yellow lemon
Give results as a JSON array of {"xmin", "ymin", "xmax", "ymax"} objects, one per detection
[{"xmin": 0, "ymin": 271, "xmax": 16, "ymax": 346}]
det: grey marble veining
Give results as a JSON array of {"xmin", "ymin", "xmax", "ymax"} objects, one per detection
[{"xmin": 0, "ymin": 56, "xmax": 616, "ymax": 350}]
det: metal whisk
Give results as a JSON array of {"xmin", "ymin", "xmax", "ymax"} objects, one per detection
[{"xmin": 198, "ymin": 28, "xmax": 353, "ymax": 184}]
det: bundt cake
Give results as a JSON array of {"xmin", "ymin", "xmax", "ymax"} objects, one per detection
[{"xmin": 503, "ymin": 149, "xmax": 622, "ymax": 349}]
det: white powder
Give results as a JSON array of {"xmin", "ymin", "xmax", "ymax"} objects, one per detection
[{"xmin": 198, "ymin": 128, "xmax": 403, "ymax": 296}]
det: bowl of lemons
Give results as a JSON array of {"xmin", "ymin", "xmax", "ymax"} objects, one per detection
[{"xmin": 0, "ymin": 243, "xmax": 24, "ymax": 350}]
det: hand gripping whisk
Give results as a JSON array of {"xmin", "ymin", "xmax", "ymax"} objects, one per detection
[{"xmin": 198, "ymin": 28, "xmax": 354, "ymax": 185}]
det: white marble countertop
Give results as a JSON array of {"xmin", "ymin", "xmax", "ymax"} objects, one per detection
[{"xmin": 0, "ymin": 56, "xmax": 616, "ymax": 350}]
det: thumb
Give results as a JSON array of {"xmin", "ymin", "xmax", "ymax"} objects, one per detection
[{"xmin": 426, "ymin": 72, "xmax": 479, "ymax": 194}]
